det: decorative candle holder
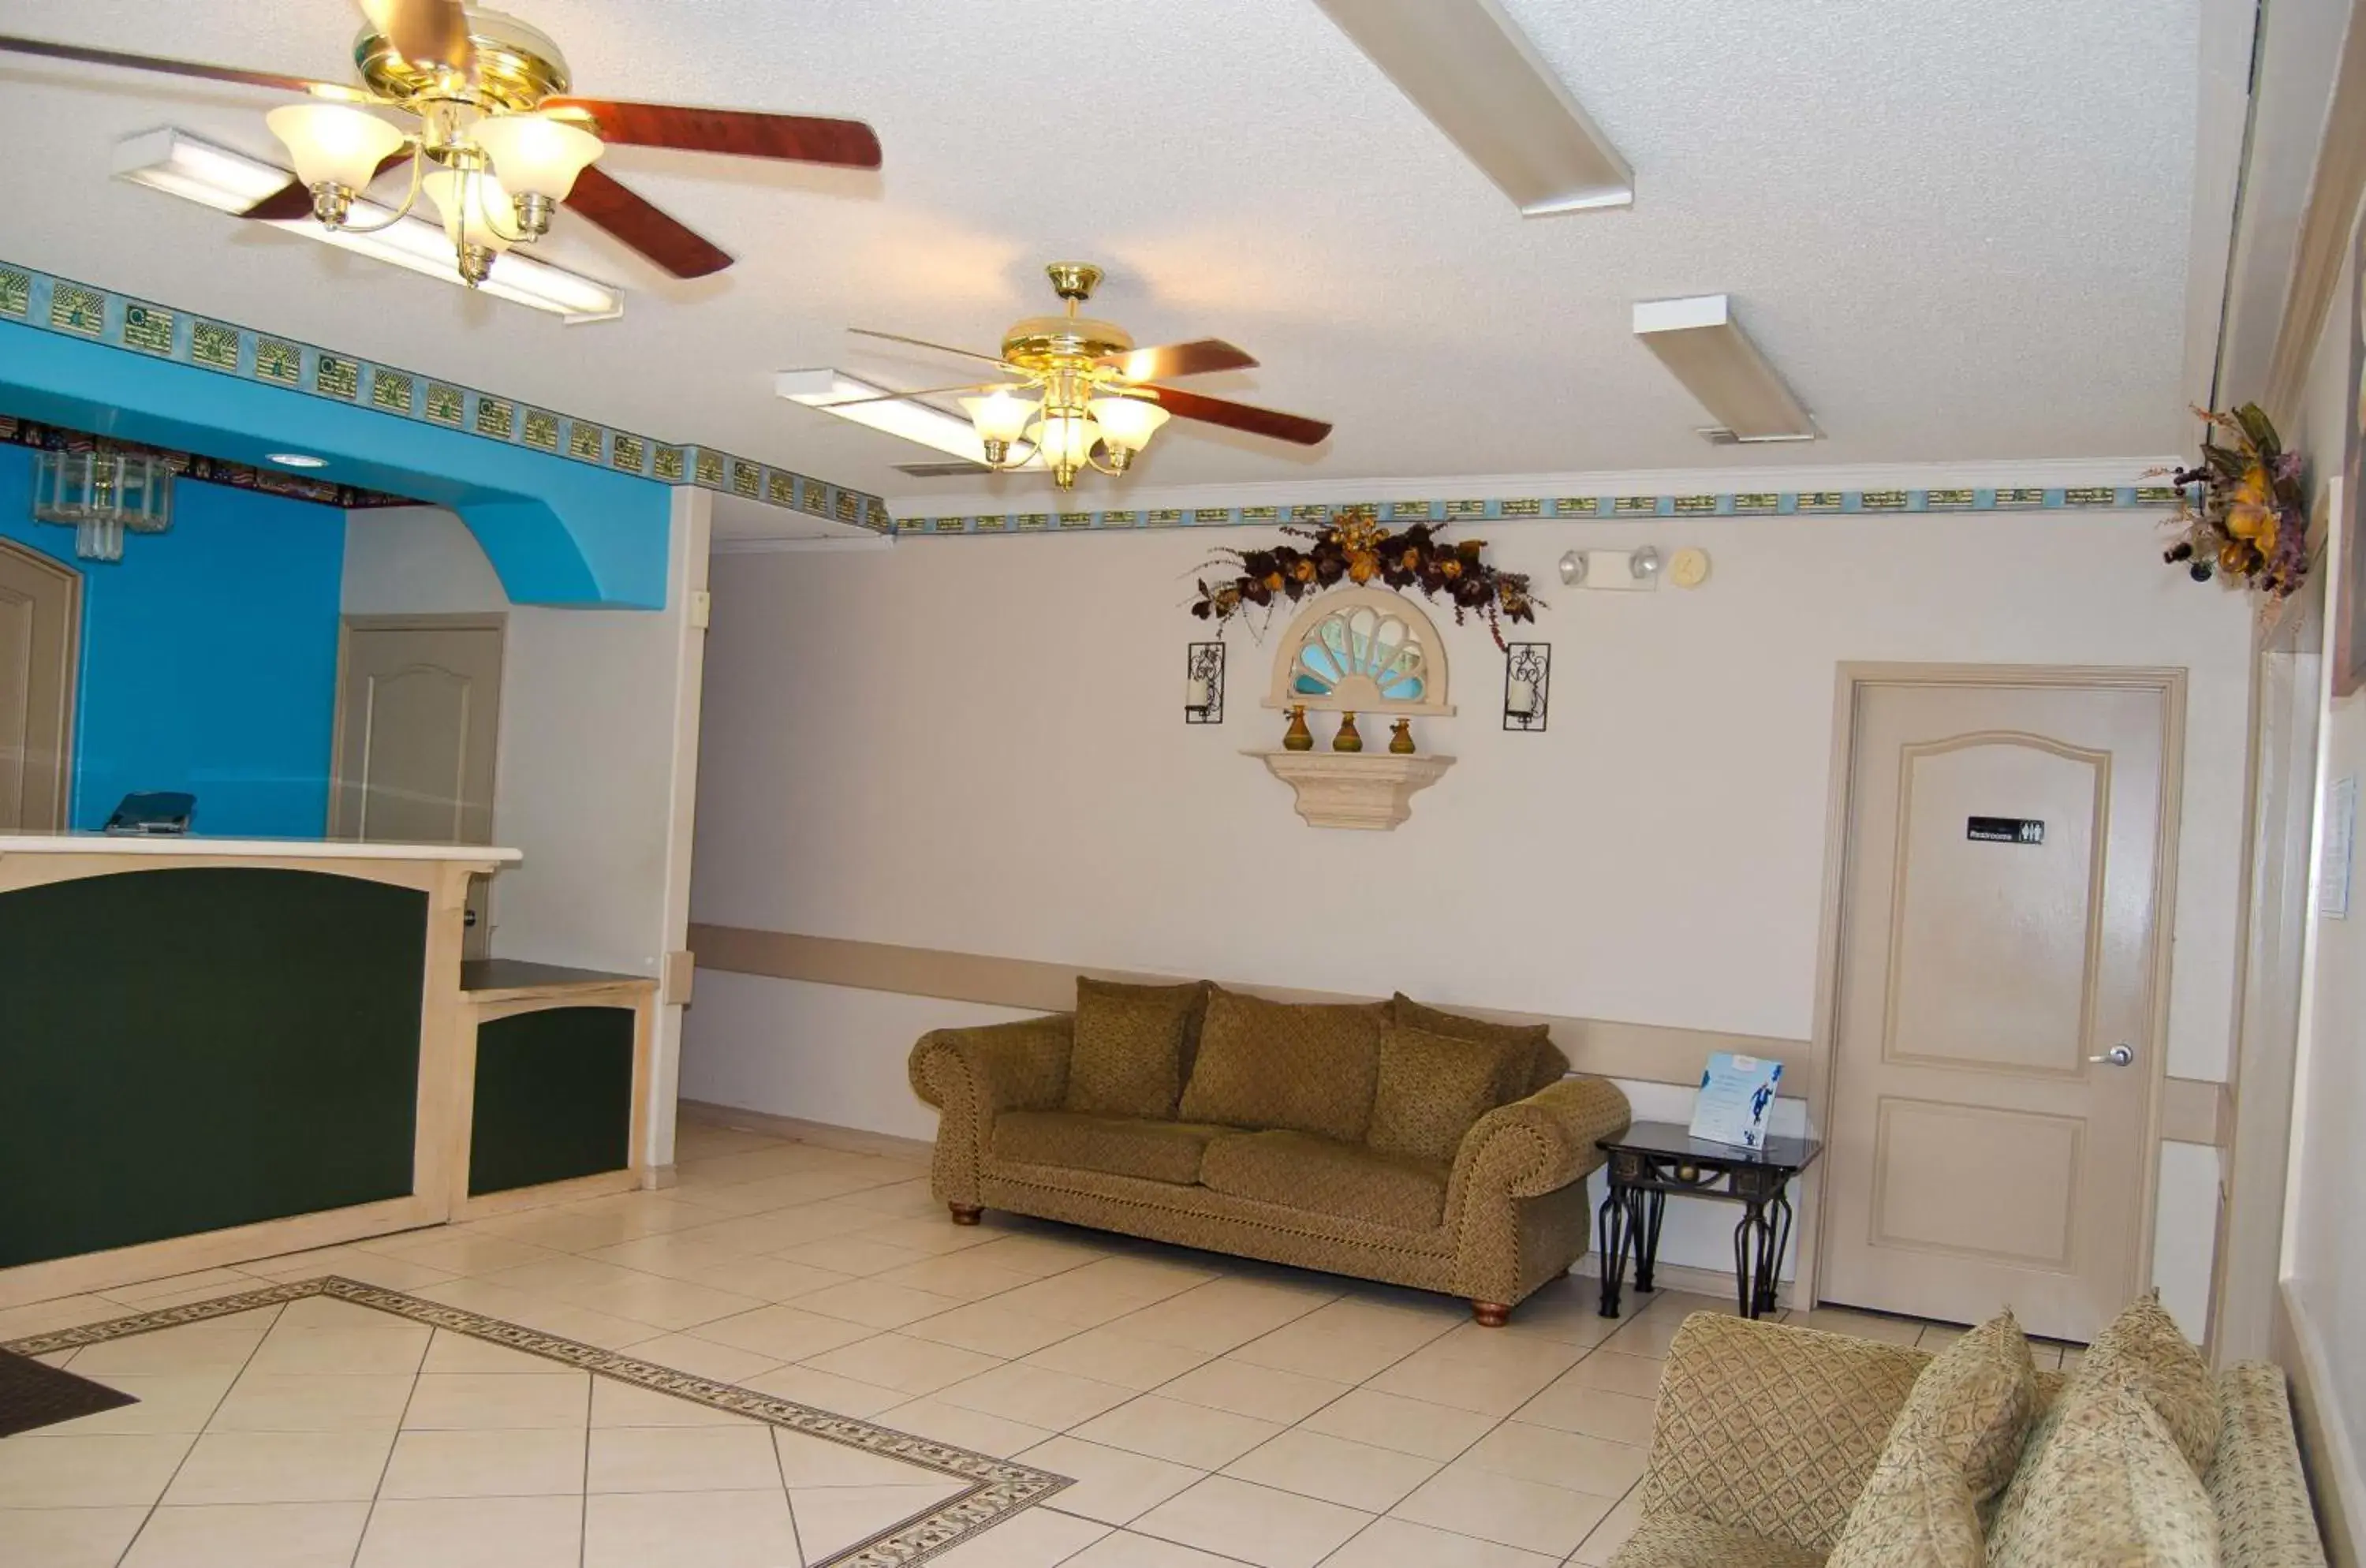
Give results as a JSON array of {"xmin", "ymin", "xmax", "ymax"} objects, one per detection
[
  {"xmin": 1282, "ymin": 705, "xmax": 1314, "ymax": 752},
  {"xmin": 1389, "ymin": 719, "xmax": 1415, "ymax": 755},
  {"xmin": 1185, "ymin": 641, "xmax": 1226, "ymax": 724}
]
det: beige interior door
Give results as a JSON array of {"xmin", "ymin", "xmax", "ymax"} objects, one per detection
[
  {"xmin": 0, "ymin": 540, "xmax": 79, "ymax": 832},
  {"xmin": 331, "ymin": 616, "xmax": 503, "ymax": 956},
  {"xmin": 1821, "ymin": 674, "xmax": 2178, "ymax": 1342}
]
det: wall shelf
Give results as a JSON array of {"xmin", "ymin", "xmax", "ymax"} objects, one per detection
[{"xmin": 1250, "ymin": 750, "xmax": 1455, "ymax": 831}]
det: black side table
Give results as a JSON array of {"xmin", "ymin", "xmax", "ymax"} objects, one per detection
[{"xmin": 1596, "ymin": 1122, "xmax": 1822, "ymax": 1320}]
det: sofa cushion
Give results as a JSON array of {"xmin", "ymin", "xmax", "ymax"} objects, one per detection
[
  {"xmin": 1063, "ymin": 976, "xmax": 1210, "ymax": 1119},
  {"xmin": 992, "ymin": 1110, "xmax": 1227, "ymax": 1185},
  {"xmin": 1890, "ymin": 1310, "xmax": 2040, "ymax": 1503},
  {"xmin": 2081, "ymin": 1292, "xmax": 2222, "ymax": 1475},
  {"xmin": 1606, "ymin": 1513, "xmax": 1823, "ymax": 1568},
  {"xmin": 1199, "ymin": 1129, "xmax": 1449, "ymax": 1231},
  {"xmin": 1365, "ymin": 1024, "xmax": 1504, "ymax": 1164},
  {"xmin": 1987, "ymin": 1368, "xmax": 2220, "ymax": 1568},
  {"xmin": 1178, "ymin": 988, "xmax": 1389, "ymax": 1143},
  {"xmin": 1822, "ymin": 1436, "xmax": 1986, "ymax": 1568},
  {"xmin": 1394, "ymin": 993, "xmax": 1551, "ymax": 1103}
]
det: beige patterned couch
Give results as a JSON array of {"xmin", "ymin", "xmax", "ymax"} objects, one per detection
[
  {"xmin": 1612, "ymin": 1310, "xmax": 2326, "ymax": 1567},
  {"xmin": 908, "ymin": 980, "xmax": 1632, "ymax": 1323}
]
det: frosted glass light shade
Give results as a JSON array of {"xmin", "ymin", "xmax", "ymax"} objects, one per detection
[
  {"xmin": 423, "ymin": 168, "xmax": 517, "ymax": 252},
  {"xmin": 267, "ymin": 104, "xmax": 406, "ymax": 192},
  {"xmin": 961, "ymin": 389, "xmax": 1037, "ymax": 445},
  {"xmin": 1028, "ymin": 412, "xmax": 1099, "ymax": 468},
  {"xmin": 473, "ymin": 114, "xmax": 603, "ymax": 200},
  {"xmin": 1089, "ymin": 395, "xmax": 1170, "ymax": 452}
]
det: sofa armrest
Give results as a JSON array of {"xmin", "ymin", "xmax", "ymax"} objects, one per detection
[
  {"xmin": 1634, "ymin": 1314, "xmax": 1932, "ymax": 1555},
  {"xmin": 908, "ymin": 1014, "xmax": 1074, "ymax": 1208},
  {"xmin": 2209, "ymin": 1362, "xmax": 2331, "ymax": 1568},
  {"xmin": 1449, "ymin": 1075, "xmax": 1632, "ymax": 1204}
]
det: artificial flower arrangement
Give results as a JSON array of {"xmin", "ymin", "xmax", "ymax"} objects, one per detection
[
  {"xmin": 1189, "ymin": 508, "xmax": 1539, "ymax": 649},
  {"xmin": 2157, "ymin": 402, "xmax": 2308, "ymax": 600}
]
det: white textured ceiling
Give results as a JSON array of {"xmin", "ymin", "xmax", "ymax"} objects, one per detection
[{"xmin": 0, "ymin": 0, "xmax": 2201, "ymax": 513}]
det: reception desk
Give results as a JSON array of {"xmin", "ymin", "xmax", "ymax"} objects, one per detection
[{"xmin": 0, "ymin": 835, "xmax": 653, "ymax": 1308}]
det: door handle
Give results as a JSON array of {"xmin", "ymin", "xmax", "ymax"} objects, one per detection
[{"xmin": 2087, "ymin": 1044, "xmax": 2135, "ymax": 1067}]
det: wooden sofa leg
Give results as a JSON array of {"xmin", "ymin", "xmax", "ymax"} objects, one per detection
[
  {"xmin": 1472, "ymin": 1301, "xmax": 1510, "ymax": 1327},
  {"xmin": 948, "ymin": 1204, "xmax": 983, "ymax": 1226}
]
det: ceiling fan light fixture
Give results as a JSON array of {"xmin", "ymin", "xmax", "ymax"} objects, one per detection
[
  {"xmin": 1028, "ymin": 411, "xmax": 1099, "ymax": 482},
  {"xmin": 264, "ymin": 103, "xmax": 409, "ymax": 224},
  {"xmin": 961, "ymin": 390, "xmax": 1038, "ymax": 458},
  {"xmin": 1089, "ymin": 395, "xmax": 1170, "ymax": 453},
  {"xmin": 473, "ymin": 112, "xmax": 603, "ymax": 235}
]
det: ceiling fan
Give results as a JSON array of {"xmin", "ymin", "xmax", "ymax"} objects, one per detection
[
  {"xmin": 0, "ymin": 0, "xmax": 881, "ymax": 286},
  {"xmin": 819, "ymin": 263, "xmax": 1333, "ymax": 489}
]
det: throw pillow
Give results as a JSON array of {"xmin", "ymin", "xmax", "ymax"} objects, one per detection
[
  {"xmin": 1987, "ymin": 1367, "xmax": 2220, "ymax": 1568},
  {"xmin": 1392, "ymin": 993, "xmax": 1553, "ymax": 1104},
  {"xmin": 1891, "ymin": 1310, "xmax": 2042, "ymax": 1503},
  {"xmin": 1063, "ymin": 977, "xmax": 1210, "ymax": 1119},
  {"xmin": 2079, "ymin": 1292, "xmax": 2221, "ymax": 1476},
  {"xmin": 1177, "ymin": 987, "xmax": 1390, "ymax": 1144},
  {"xmin": 1825, "ymin": 1433, "xmax": 1987, "ymax": 1568},
  {"xmin": 1365, "ymin": 1024, "xmax": 1505, "ymax": 1164}
]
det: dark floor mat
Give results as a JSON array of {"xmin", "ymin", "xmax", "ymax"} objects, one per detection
[{"xmin": 0, "ymin": 1346, "xmax": 136, "ymax": 1438}]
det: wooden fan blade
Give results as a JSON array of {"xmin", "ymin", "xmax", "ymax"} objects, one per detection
[
  {"xmin": 541, "ymin": 98, "xmax": 881, "ymax": 169},
  {"xmin": 240, "ymin": 148, "xmax": 412, "ymax": 222},
  {"xmin": 1144, "ymin": 384, "xmax": 1332, "ymax": 446},
  {"xmin": 848, "ymin": 328, "xmax": 1009, "ymax": 368},
  {"xmin": 1099, "ymin": 338, "xmax": 1259, "ymax": 383},
  {"xmin": 562, "ymin": 166, "xmax": 733, "ymax": 278},
  {"xmin": 0, "ymin": 33, "xmax": 375, "ymax": 100},
  {"xmin": 357, "ymin": 0, "xmax": 472, "ymax": 74}
]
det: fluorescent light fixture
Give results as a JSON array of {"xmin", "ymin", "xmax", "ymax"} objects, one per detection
[
  {"xmin": 1312, "ymin": 0, "xmax": 1632, "ymax": 216},
  {"xmin": 112, "ymin": 128, "xmax": 623, "ymax": 323},
  {"xmin": 1632, "ymin": 294, "xmax": 1818, "ymax": 442},
  {"xmin": 778, "ymin": 369, "xmax": 1038, "ymax": 468},
  {"xmin": 265, "ymin": 452, "xmax": 328, "ymax": 468}
]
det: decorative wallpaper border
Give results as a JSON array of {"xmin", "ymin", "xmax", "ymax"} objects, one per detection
[
  {"xmin": 0, "ymin": 413, "xmax": 414, "ymax": 509},
  {"xmin": 894, "ymin": 483, "xmax": 2185, "ymax": 536},
  {"xmin": 0, "ymin": 260, "xmax": 893, "ymax": 535},
  {"xmin": 4, "ymin": 1275, "xmax": 1068, "ymax": 1567}
]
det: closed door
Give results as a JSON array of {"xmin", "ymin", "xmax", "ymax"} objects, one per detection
[
  {"xmin": 1820, "ymin": 675, "xmax": 2177, "ymax": 1342},
  {"xmin": 332, "ymin": 618, "xmax": 503, "ymax": 954},
  {"xmin": 0, "ymin": 541, "xmax": 79, "ymax": 831}
]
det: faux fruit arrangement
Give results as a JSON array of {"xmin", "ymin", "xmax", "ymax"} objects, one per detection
[
  {"xmin": 1191, "ymin": 509, "xmax": 1539, "ymax": 649},
  {"xmin": 2158, "ymin": 403, "xmax": 2308, "ymax": 601}
]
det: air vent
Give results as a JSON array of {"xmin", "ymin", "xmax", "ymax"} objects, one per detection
[{"xmin": 894, "ymin": 460, "xmax": 994, "ymax": 478}]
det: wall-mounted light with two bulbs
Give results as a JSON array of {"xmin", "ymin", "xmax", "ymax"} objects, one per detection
[{"xmin": 1556, "ymin": 544, "xmax": 1711, "ymax": 592}]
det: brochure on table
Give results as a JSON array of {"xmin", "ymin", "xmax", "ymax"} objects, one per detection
[{"xmin": 1691, "ymin": 1051, "xmax": 1782, "ymax": 1149}]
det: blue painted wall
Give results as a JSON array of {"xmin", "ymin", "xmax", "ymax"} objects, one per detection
[{"xmin": 0, "ymin": 445, "xmax": 347, "ymax": 836}]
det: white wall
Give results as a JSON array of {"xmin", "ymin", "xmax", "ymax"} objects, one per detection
[
  {"xmin": 341, "ymin": 499, "xmax": 709, "ymax": 1166},
  {"xmin": 681, "ymin": 506, "xmax": 2252, "ymax": 1299}
]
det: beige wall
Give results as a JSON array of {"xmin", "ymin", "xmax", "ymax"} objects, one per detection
[{"xmin": 681, "ymin": 506, "xmax": 2253, "ymax": 1300}]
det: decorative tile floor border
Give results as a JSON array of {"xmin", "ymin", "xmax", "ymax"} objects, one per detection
[
  {"xmin": 895, "ymin": 483, "xmax": 2188, "ymax": 536},
  {"xmin": 2, "ymin": 1275, "xmax": 1069, "ymax": 1568},
  {"xmin": 0, "ymin": 259, "xmax": 894, "ymax": 536}
]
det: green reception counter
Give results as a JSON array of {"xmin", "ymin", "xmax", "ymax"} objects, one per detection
[{"xmin": 0, "ymin": 835, "xmax": 657, "ymax": 1309}]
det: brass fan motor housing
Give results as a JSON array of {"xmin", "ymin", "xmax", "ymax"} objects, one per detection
[
  {"xmin": 354, "ymin": 6, "xmax": 570, "ymax": 112},
  {"xmin": 1000, "ymin": 315, "xmax": 1134, "ymax": 375}
]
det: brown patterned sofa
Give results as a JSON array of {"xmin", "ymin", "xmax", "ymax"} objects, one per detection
[
  {"xmin": 1612, "ymin": 1305, "xmax": 2326, "ymax": 1568},
  {"xmin": 908, "ymin": 978, "xmax": 1632, "ymax": 1323}
]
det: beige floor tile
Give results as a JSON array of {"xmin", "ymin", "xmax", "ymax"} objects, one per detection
[
  {"xmin": 1065, "ymin": 1529, "xmax": 1245, "ymax": 1566},
  {"xmin": 1569, "ymin": 1488, "xmax": 1647, "ymax": 1566},
  {"xmin": 0, "ymin": 1432, "xmax": 195, "ymax": 1507},
  {"xmin": 830, "ymin": 1178, "xmax": 945, "ymax": 1218},
  {"xmin": 1420, "ymin": 1322, "xmax": 1592, "ymax": 1379},
  {"xmin": 792, "ymin": 1481, "xmax": 967, "ymax": 1558},
  {"xmin": 417, "ymin": 1330, "xmax": 577, "ymax": 1376},
  {"xmin": 868, "ymin": 1253, "xmax": 1044, "ymax": 1303},
  {"xmin": 100, "ymin": 1269, "xmax": 256, "ymax": 1306},
  {"xmin": 264, "ymin": 1299, "xmax": 388, "ymax": 1332},
  {"xmin": 593, "ymin": 1376, "xmax": 769, "ymax": 1426},
  {"xmin": 856, "ymin": 1216, "xmax": 1006, "ymax": 1256},
  {"xmin": 672, "ymin": 1124, "xmax": 786, "ymax": 1159},
  {"xmin": 906, "ymin": 1301, "xmax": 1091, "ymax": 1359},
  {"xmin": 207, "ymin": 1372, "xmax": 415, "ymax": 1433},
  {"xmin": 610, "ymin": 1331, "xmax": 782, "ymax": 1384},
  {"xmin": 1326, "ymin": 1515, "xmax": 1562, "ymax": 1567},
  {"xmin": 276, "ymin": 1250, "xmax": 460, "ymax": 1293},
  {"xmin": 580, "ymin": 1238, "xmax": 853, "ymax": 1302},
  {"xmin": 355, "ymin": 1495, "xmax": 583, "ymax": 1568},
  {"xmin": 1105, "ymin": 1279, "xmax": 1334, "ymax": 1354},
  {"xmin": 1479, "ymin": 1285, "xmax": 1623, "ymax": 1348},
  {"xmin": 569, "ymin": 1271, "xmax": 772, "ymax": 1332},
  {"xmin": 801, "ymin": 1331, "xmax": 1006, "ymax": 1396},
  {"xmin": 1391, "ymin": 1463, "xmax": 1616, "ymax": 1557},
  {"xmin": 1602, "ymin": 1308, "xmax": 1714, "ymax": 1359},
  {"xmin": 674, "ymin": 1145, "xmax": 825, "ymax": 1186},
  {"xmin": 1154, "ymin": 1357, "xmax": 1349, "ymax": 1425},
  {"xmin": 1225, "ymin": 1323, "xmax": 1424, "ymax": 1385},
  {"xmin": 1222, "ymin": 1426, "xmax": 1439, "ymax": 1512},
  {"xmin": 1133, "ymin": 1474, "xmax": 1370, "ymax": 1568},
  {"xmin": 743, "ymin": 1362, "xmax": 907, "ymax": 1419},
  {"xmin": 357, "ymin": 1231, "xmax": 562, "ymax": 1277},
  {"xmin": 1363, "ymin": 1347, "xmax": 1567, "ymax": 1417},
  {"xmin": 1512, "ymin": 1383, "xmax": 1659, "ymax": 1447},
  {"xmin": 1016, "ymin": 1435, "xmax": 1206, "ymax": 1525},
  {"xmin": 465, "ymin": 1208, "xmax": 656, "ymax": 1254},
  {"xmin": 933, "ymin": 1233, "xmax": 1109, "ymax": 1280},
  {"xmin": 409, "ymin": 1281, "xmax": 660, "ymax": 1352},
  {"xmin": 67, "ymin": 1316, "xmax": 276, "ymax": 1375},
  {"xmin": 1457, "ymin": 1423, "xmax": 1647, "ymax": 1495},
  {"xmin": 691, "ymin": 1303, "xmax": 879, "ymax": 1362},
  {"xmin": 773, "ymin": 1235, "xmax": 936, "ymax": 1278},
  {"xmin": 873, "ymin": 1396, "xmax": 1058, "ymax": 1458},
  {"xmin": 588, "ymin": 1423, "xmax": 782, "ymax": 1491},
  {"xmin": 244, "ymin": 1321, "xmax": 431, "ymax": 1376},
  {"xmin": 581, "ymin": 1488, "xmax": 800, "ymax": 1568},
  {"xmin": 1021, "ymin": 1328, "xmax": 1213, "ymax": 1393},
  {"xmin": 0, "ymin": 1294, "xmax": 135, "ymax": 1340},
  {"xmin": 0, "ymin": 1505, "xmax": 151, "ymax": 1567},
  {"xmin": 378, "ymin": 1427, "xmax": 588, "ymax": 1498},
  {"xmin": 931, "ymin": 1503, "xmax": 1110, "ymax": 1566},
  {"xmin": 1070, "ymin": 1394, "xmax": 1282, "ymax": 1470},
  {"xmin": 163, "ymin": 1430, "xmax": 394, "ymax": 1505},
  {"xmin": 1917, "ymin": 1323, "xmax": 1969, "ymax": 1350},
  {"xmin": 1551, "ymin": 1350, "xmax": 1666, "ymax": 1401},
  {"xmin": 21, "ymin": 1368, "xmax": 237, "ymax": 1435},
  {"xmin": 399, "ymin": 1370, "xmax": 591, "ymax": 1429},
  {"xmin": 685, "ymin": 1170, "xmax": 889, "ymax": 1215},
  {"xmin": 1789, "ymin": 1307, "xmax": 1928, "ymax": 1346},
  {"xmin": 794, "ymin": 1278, "xmax": 971, "ymax": 1330},
  {"xmin": 773, "ymin": 1428, "xmax": 953, "ymax": 1488},
  {"xmin": 1295, "ymin": 1387, "xmax": 1499, "ymax": 1463},
  {"xmin": 120, "ymin": 1501, "xmax": 371, "ymax": 1567},
  {"xmin": 558, "ymin": 1193, "xmax": 741, "ymax": 1238},
  {"xmin": 987, "ymin": 1279, "xmax": 1178, "ymax": 1332},
  {"xmin": 937, "ymin": 1363, "xmax": 1136, "ymax": 1430}
]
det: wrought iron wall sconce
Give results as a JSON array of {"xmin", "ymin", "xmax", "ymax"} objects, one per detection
[
  {"xmin": 1185, "ymin": 641, "xmax": 1226, "ymax": 723},
  {"xmin": 1504, "ymin": 643, "xmax": 1550, "ymax": 731}
]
